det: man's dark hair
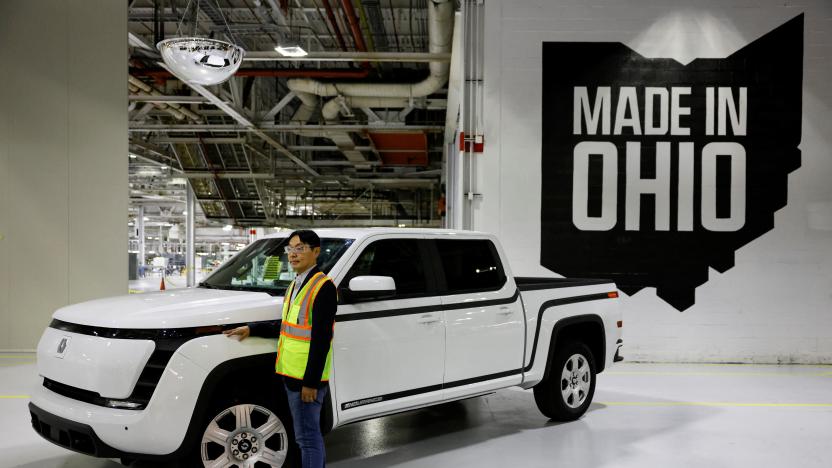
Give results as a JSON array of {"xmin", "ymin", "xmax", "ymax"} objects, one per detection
[{"xmin": 288, "ymin": 229, "xmax": 321, "ymax": 248}]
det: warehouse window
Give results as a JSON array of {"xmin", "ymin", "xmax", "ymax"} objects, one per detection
[
  {"xmin": 345, "ymin": 239, "xmax": 428, "ymax": 298},
  {"xmin": 436, "ymin": 239, "xmax": 506, "ymax": 294}
]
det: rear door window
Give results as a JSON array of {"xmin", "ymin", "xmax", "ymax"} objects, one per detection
[{"xmin": 435, "ymin": 239, "xmax": 506, "ymax": 294}]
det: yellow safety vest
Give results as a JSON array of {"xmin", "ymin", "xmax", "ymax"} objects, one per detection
[{"xmin": 275, "ymin": 271, "xmax": 334, "ymax": 381}]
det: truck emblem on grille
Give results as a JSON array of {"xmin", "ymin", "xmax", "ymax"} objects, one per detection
[{"xmin": 56, "ymin": 337, "xmax": 70, "ymax": 358}]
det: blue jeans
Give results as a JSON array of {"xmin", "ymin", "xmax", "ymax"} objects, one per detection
[{"xmin": 284, "ymin": 382, "xmax": 328, "ymax": 468}]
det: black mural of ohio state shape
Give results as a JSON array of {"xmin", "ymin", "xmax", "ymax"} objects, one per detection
[{"xmin": 540, "ymin": 15, "xmax": 803, "ymax": 311}]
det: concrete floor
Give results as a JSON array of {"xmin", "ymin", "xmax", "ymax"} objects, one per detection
[{"xmin": 2, "ymin": 355, "xmax": 830, "ymax": 468}]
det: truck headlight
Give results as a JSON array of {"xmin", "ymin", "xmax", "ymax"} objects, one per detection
[{"xmin": 104, "ymin": 400, "xmax": 145, "ymax": 410}]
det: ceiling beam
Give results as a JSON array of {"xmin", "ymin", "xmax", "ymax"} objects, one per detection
[
  {"xmin": 156, "ymin": 62, "xmax": 320, "ymax": 177},
  {"xmin": 129, "ymin": 124, "xmax": 445, "ymax": 132},
  {"xmin": 244, "ymin": 51, "xmax": 451, "ymax": 63},
  {"xmin": 128, "ymin": 95, "xmax": 209, "ymax": 104}
]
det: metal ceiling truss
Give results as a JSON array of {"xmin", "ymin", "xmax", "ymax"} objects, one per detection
[{"xmin": 127, "ymin": 0, "xmax": 448, "ymax": 228}]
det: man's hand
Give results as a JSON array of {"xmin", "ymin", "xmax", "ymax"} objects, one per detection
[
  {"xmin": 223, "ymin": 326, "xmax": 250, "ymax": 341},
  {"xmin": 301, "ymin": 386, "xmax": 318, "ymax": 403}
]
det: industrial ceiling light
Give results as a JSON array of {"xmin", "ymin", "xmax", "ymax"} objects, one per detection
[
  {"xmin": 275, "ymin": 39, "xmax": 307, "ymax": 58},
  {"xmin": 157, "ymin": 0, "xmax": 245, "ymax": 85},
  {"xmin": 275, "ymin": 5, "xmax": 307, "ymax": 58}
]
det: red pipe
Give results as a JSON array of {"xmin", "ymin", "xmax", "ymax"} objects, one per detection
[
  {"xmin": 340, "ymin": 0, "xmax": 372, "ymax": 70},
  {"xmin": 340, "ymin": 0, "xmax": 368, "ymax": 52},
  {"xmin": 130, "ymin": 68, "xmax": 371, "ymax": 79},
  {"xmin": 321, "ymin": 0, "xmax": 349, "ymax": 52}
]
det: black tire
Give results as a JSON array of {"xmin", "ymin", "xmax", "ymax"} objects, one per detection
[
  {"xmin": 533, "ymin": 341, "xmax": 597, "ymax": 421},
  {"xmin": 183, "ymin": 390, "xmax": 300, "ymax": 467}
]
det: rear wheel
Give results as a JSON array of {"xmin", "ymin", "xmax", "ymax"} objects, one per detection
[{"xmin": 533, "ymin": 341, "xmax": 596, "ymax": 421}]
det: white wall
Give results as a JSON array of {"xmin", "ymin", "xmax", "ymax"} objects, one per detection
[
  {"xmin": 477, "ymin": 0, "xmax": 832, "ymax": 363},
  {"xmin": 0, "ymin": 0, "xmax": 127, "ymax": 350}
]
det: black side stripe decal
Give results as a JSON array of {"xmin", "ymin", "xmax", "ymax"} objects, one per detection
[
  {"xmin": 522, "ymin": 292, "xmax": 613, "ymax": 372},
  {"xmin": 341, "ymin": 369, "xmax": 522, "ymax": 410},
  {"xmin": 340, "ymin": 291, "xmax": 615, "ymax": 410},
  {"xmin": 335, "ymin": 290, "xmax": 521, "ymax": 323}
]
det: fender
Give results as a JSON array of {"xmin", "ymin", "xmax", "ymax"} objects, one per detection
[
  {"xmin": 521, "ymin": 291, "xmax": 613, "ymax": 379},
  {"xmin": 164, "ymin": 352, "xmax": 283, "ymax": 461},
  {"xmin": 541, "ymin": 314, "xmax": 606, "ymax": 382}
]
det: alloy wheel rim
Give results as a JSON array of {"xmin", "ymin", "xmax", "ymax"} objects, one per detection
[
  {"xmin": 560, "ymin": 353, "xmax": 591, "ymax": 409},
  {"xmin": 201, "ymin": 403, "xmax": 288, "ymax": 467}
]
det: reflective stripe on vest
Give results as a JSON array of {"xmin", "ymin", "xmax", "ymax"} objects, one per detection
[{"xmin": 275, "ymin": 271, "xmax": 334, "ymax": 380}]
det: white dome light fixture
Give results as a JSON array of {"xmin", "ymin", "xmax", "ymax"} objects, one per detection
[
  {"xmin": 156, "ymin": 0, "xmax": 245, "ymax": 86},
  {"xmin": 157, "ymin": 37, "xmax": 244, "ymax": 85}
]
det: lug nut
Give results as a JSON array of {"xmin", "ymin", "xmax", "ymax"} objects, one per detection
[
  {"xmin": 232, "ymin": 439, "xmax": 238, "ymax": 445},
  {"xmin": 241, "ymin": 433, "xmax": 248, "ymax": 439},
  {"xmin": 233, "ymin": 450, "xmax": 239, "ymax": 455},
  {"xmin": 252, "ymin": 448, "xmax": 258, "ymax": 453},
  {"xmin": 251, "ymin": 437, "xmax": 256, "ymax": 442},
  {"xmin": 243, "ymin": 454, "xmax": 249, "ymax": 459}
]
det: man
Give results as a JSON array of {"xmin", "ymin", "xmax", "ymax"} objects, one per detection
[{"xmin": 223, "ymin": 230, "xmax": 337, "ymax": 468}]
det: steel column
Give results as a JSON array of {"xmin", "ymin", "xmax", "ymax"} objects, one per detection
[{"xmin": 186, "ymin": 185, "xmax": 196, "ymax": 287}]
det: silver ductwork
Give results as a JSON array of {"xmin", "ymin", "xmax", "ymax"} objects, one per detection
[
  {"xmin": 287, "ymin": 0, "xmax": 453, "ymax": 101},
  {"xmin": 286, "ymin": 0, "xmax": 453, "ymax": 165}
]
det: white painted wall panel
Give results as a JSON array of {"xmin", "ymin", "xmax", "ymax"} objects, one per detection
[
  {"xmin": 0, "ymin": 0, "xmax": 127, "ymax": 350},
  {"xmin": 479, "ymin": 0, "xmax": 832, "ymax": 362}
]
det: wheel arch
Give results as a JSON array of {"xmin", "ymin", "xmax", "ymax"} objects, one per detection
[
  {"xmin": 187, "ymin": 352, "xmax": 335, "ymax": 439},
  {"xmin": 542, "ymin": 315, "xmax": 606, "ymax": 381}
]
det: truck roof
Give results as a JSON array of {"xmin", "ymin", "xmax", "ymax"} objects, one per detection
[{"xmin": 260, "ymin": 227, "xmax": 492, "ymax": 241}]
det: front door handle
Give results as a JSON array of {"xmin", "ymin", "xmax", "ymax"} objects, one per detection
[
  {"xmin": 416, "ymin": 314, "xmax": 440, "ymax": 324},
  {"xmin": 497, "ymin": 306, "xmax": 513, "ymax": 315}
]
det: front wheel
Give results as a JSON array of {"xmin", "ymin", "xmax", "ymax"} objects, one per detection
[
  {"xmin": 533, "ymin": 341, "xmax": 597, "ymax": 421},
  {"xmin": 199, "ymin": 402, "xmax": 296, "ymax": 467}
]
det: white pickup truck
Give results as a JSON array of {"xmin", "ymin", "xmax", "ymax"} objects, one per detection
[{"xmin": 30, "ymin": 228, "xmax": 622, "ymax": 467}]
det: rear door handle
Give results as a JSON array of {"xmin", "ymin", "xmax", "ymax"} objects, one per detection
[{"xmin": 416, "ymin": 314, "xmax": 441, "ymax": 324}]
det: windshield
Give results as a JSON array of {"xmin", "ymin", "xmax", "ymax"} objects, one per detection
[{"xmin": 200, "ymin": 237, "xmax": 354, "ymax": 295}]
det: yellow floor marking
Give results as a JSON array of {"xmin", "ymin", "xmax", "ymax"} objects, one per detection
[
  {"xmin": 626, "ymin": 362, "xmax": 832, "ymax": 368},
  {"xmin": 0, "ymin": 395, "xmax": 30, "ymax": 399},
  {"xmin": 600, "ymin": 401, "xmax": 832, "ymax": 407},
  {"xmin": 606, "ymin": 371, "xmax": 832, "ymax": 377}
]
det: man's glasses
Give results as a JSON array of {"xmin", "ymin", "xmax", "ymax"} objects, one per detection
[{"xmin": 284, "ymin": 245, "xmax": 310, "ymax": 254}]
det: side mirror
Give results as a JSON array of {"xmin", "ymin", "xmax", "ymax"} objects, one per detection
[{"xmin": 341, "ymin": 276, "xmax": 396, "ymax": 303}]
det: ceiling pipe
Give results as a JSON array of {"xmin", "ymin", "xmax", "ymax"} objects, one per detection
[
  {"xmin": 286, "ymin": 0, "xmax": 453, "ymax": 99},
  {"xmin": 340, "ymin": 0, "xmax": 372, "ymax": 69},
  {"xmin": 321, "ymin": 0, "xmax": 350, "ymax": 52},
  {"xmin": 130, "ymin": 68, "xmax": 371, "ymax": 79},
  {"xmin": 282, "ymin": 0, "xmax": 452, "ymax": 167},
  {"xmin": 340, "ymin": 0, "xmax": 368, "ymax": 51},
  {"xmin": 287, "ymin": 90, "xmax": 369, "ymax": 166},
  {"xmin": 321, "ymin": 96, "xmax": 432, "ymax": 120},
  {"xmin": 243, "ymin": 51, "xmax": 450, "ymax": 62},
  {"xmin": 128, "ymin": 76, "xmax": 201, "ymax": 121},
  {"xmin": 129, "ymin": 84, "xmax": 188, "ymax": 120}
]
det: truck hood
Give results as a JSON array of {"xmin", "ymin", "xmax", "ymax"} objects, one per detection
[{"xmin": 52, "ymin": 287, "xmax": 283, "ymax": 329}]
